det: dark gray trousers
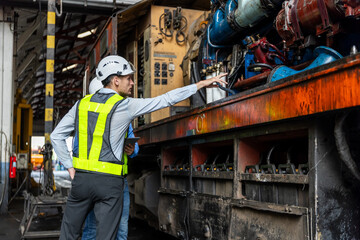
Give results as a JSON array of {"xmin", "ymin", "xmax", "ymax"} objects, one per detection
[{"xmin": 60, "ymin": 171, "xmax": 124, "ymax": 240}]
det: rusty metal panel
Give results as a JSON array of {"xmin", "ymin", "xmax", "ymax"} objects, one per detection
[
  {"xmin": 192, "ymin": 178, "xmax": 233, "ymax": 197},
  {"xmin": 309, "ymin": 119, "xmax": 360, "ymax": 239},
  {"xmin": 189, "ymin": 195, "xmax": 231, "ymax": 240},
  {"xmin": 229, "ymin": 200, "xmax": 310, "ymax": 240},
  {"xmin": 157, "ymin": 193, "xmax": 187, "ymax": 238},
  {"xmin": 162, "ymin": 175, "xmax": 189, "ymax": 191},
  {"xmin": 135, "ymin": 55, "xmax": 360, "ymax": 145}
]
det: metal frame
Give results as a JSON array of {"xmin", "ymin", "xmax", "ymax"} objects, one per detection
[{"xmin": 20, "ymin": 193, "xmax": 67, "ymax": 239}]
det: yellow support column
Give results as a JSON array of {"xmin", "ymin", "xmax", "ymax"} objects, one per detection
[
  {"xmin": 44, "ymin": 0, "xmax": 56, "ymax": 195},
  {"xmin": 45, "ymin": 2, "xmax": 55, "ymax": 143}
]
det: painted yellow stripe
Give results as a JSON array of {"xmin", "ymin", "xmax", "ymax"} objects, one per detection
[
  {"xmin": 45, "ymin": 133, "xmax": 51, "ymax": 143},
  {"xmin": 47, "ymin": 35, "xmax": 55, "ymax": 49},
  {"xmin": 45, "ymin": 108, "xmax": 53, "ymax": 121},
  {"xmin": 46, "ymin": 59, "xmax": 54, "ymax": 72},
  {"xmin": 89, "ymin": 94, "xmax": 122, "ymax": 161},
  {"xmin": 46, "ymin": 83, "xmax": 54, "ymax": 97},
  {"xmin": 73, "ymin": 157, "xmax": 124, "ymax": 176},
  {"xmin": 78, "ymin": 95, "xmax": 92, "ymax": 159},
  {"xmin": 47, "ymin": 12, "xmax": 56, "ymax": 25}
]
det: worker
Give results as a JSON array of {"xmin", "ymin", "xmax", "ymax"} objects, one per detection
[
  {"xmin": 81, "ymin": 78, "xmax": 139, "ymax": 240},
  {"xmin": 50, "ymin": 55, "xmax": 227, "ymax": 240}
]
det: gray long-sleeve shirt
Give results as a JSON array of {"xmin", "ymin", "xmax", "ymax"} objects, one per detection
[{"xmin": 50, "ymin": 84, "xmax": 197, "ymax": 169}]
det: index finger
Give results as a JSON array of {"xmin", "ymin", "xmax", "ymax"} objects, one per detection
[{"xmin": 216, "ymin": 73, "xmax": 228, "ymax": 78}]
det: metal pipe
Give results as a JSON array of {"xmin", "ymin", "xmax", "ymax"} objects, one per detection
[{"xmin": 275, "ymin": 0, "xmax": 347, "ymax": 46}]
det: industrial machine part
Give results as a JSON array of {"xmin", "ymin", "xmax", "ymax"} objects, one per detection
[
  {"xmin": 233, "ymin": 0, "xmax": 284, "ymax": 29},
  {"xmin": 208, "ymin": 0, "xmax": 285, "ymax": 45},
  {"xmin": 182, "ymin": 0, "xmax": 359, "ymax": 105},
  {"xmin": 275, "ymin": 0, "xmax": 356, "ymax": 47},
  {"xmin": 208, "ymin": 0, "xmax": 237, "ymax": 45},
  {"xmin": 269, "ymin": 46, "xmax": 343, "ymax": 82}
]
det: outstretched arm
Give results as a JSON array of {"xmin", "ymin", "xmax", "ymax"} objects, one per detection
[{"xmin": 127, "ymin": 73, "xmax": 228, "ymax": 119}]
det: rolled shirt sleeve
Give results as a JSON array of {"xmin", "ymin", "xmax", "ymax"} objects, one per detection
[{"xmin": 127, "ymin": 84, "xmax": 197, "ymax": 119}]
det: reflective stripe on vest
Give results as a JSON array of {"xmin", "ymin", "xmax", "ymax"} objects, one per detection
[{"xmin": 73, "ymin": 93, "xmax": 128, "ymax": 176}]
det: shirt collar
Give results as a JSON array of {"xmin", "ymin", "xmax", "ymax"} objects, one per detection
[{"xmin": 98, "ymin": 88, "xmax": 118, "ymax": 94}]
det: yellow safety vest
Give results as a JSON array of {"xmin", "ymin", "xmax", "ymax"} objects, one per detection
[{"xmin": 73, "ymin": 93, "xmax": 128, "ymax": 176}]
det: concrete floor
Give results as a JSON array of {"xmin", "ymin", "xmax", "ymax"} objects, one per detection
[{"xmin": 0, "ymin": 198, "xmax": 177, "ymax": 240}]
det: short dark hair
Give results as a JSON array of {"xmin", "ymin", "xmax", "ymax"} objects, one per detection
[{"xmin": 101, "ymin": 75, "xmax": 116, "ymax": 87}]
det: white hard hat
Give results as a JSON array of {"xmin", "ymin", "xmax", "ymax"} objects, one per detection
[
  {"xmin": 89, "ymin": 78, "xmax": 103, "ymax": 94},
  {"xmin": 96, "ymin": 55, "xmax": 135, "ymax": 82}
]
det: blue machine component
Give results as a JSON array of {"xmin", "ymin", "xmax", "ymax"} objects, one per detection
[
  {"xmin": 287, "ymin": 48, "xmax": 315, "ymax": 66},
  {"xmin": 244, "ymin": 53, "xmax": 257, "ymax": 79},
  {"xmin": 207, "ymin": 0, "xmax": 284, "ymax": 46},
  {"xmin": 209, "ymin": 0, "xmax": 237, "ymax": 45},
  {"xmin": 269, "ymin": 46, "xmax": 343, "ymax": 82}
]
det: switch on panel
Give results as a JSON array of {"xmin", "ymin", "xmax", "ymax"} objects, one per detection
[
  {"xmin": 154, "ymin": 62, "xmax": 160, "ymax": 70},
  {"xmin": 162, "ymin": 62, "xmax": 167, "ymax": 70}
]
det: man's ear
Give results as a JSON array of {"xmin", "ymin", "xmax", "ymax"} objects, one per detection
[{"xmin": 113, "ymin": 76, "xmax": 119, "ymax": 86}]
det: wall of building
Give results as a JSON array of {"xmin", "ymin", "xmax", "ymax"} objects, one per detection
[{"xmin": 0, "ymin": 7, "xmax": 15, "ymax": 213}]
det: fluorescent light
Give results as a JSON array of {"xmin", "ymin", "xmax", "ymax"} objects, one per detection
[
  {"xmin": 77, "ymin": 28, "xmax": 97, "ymax": 38},
  {"xmin": 62, "ymin": 64, "xmax": 78, "ymax": 72}
]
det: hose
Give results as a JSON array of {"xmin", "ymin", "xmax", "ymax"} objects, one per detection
[
  {"xmin": 55, "ymin": 0, "xmax": 63, "ymax": 17},
  {"xmin": 228, "ymin": 57, "xmax": 245, "ymax": 89},
  {"xmin": 247, "ymin": 63, "xmax": 274, "ymax": 72},
  {"xmin": 175, "ymin": 16, "xmax": 187, "ymax": 45},
  {"xmin": 215, "ymin": 82, "xmax": 236, "ymax": 95},
  {"xmin": 334, "ymin": 112, "xmax": 360, "ymax": 181},
  {"xmin": 159, "ymin": 13, "xmax": 173, "ymax": 38},
  {"xmin": 266, "ymin": 145, "xmax": 276, "ymax": 164}
]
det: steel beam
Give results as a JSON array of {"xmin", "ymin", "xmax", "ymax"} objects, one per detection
[
  {"xmin": 16, "ymin": 45, "xmax": 42, "ymax": 77},
  {"xmin": 19, "ymin": 61, "xmax": 42, "ymax": 91},
  {"xmin": 16, "ymin": 14, "xmax": 45, "ymax": 52}
]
